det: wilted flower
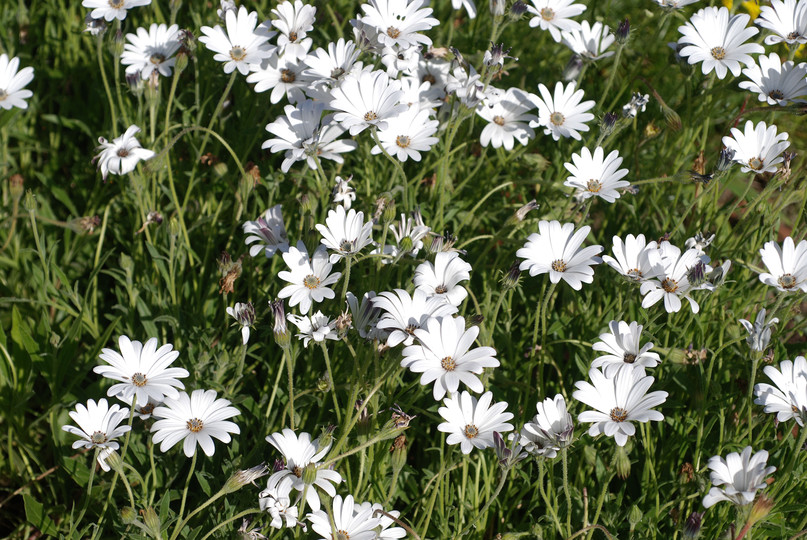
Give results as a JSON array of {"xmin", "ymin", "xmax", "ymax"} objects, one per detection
[{"xmin": 227, "ymin": 302, "xmax": 256, "ymax": 344}]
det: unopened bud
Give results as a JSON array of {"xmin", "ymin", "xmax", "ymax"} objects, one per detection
[
  {"xmin": 628, "ymin": 505, "xmax": 643, "ymax": 528},
  {"xmin": 683, "ymin": 511, "xmax": 703, "ymax": 539},
  {"xmin": 510, "ymin": 0, "xmax": 528, "ymax": 17},
  {"xmin": 335, "ymin": 311, "xmax": 353, "ymax": 338},
  {"xmin": 466, "ymin": 314, "xmax": 484, "ymax": 328},
  {"xmin": 299, "ymin": 193, "xmax": 315, "ymax": 215},
  {"xmin": 142, "ymin": 506, "xmax": 162, "ymax": 537},
  {"xmin": 270, "ymin": 299, "xmax": 290, "ymax": 349},
  {"xmin": 613, "ymin": 444, "xmax": 631, "ymax": 479},
  {"xmin": 23, "ymin": 189, "xmax": 36, "ymax": 213},
  {"xmin": 600, "ymin": 112, "xmax": 619, "ymax": 137},
  {"xmin": 501, "ymin": 261, "xmax": 522, "ymax": 289},
  {"xmin": 302, "ymin": 463, "xmax": 319, "ymax": 486},
  {"xmin": 212, "ymin": 161, "xmax": 229, "ymax": 178},
  {"xmin": 716, "ymin": 148, "xmax": 736, "ymax": 172},
  {"xmin": 511, "ymin": 199, "xmax": 539, "ymax": 224},
  {"xmin": 355, "ymin": 399, "xmax": 371, "ymax": 437},
  {"xmin": 747, "ymin": 495, "xmax": 774, "ymax": 526},
  {"xmin": 318, "ymin": 425, "xmax": 336, "ymax": 449},
  {"xmin": 562, "ymin": 54, "xmax": 583, "ymax": 82},
  {"xmin": 317, "ymin": 373, "xmax": 331, "ymax": 392},
  {"xmin": 709, "ymin": 260, "xmax": 731, "ymax": 288},
  {"xmin": 169, "ymin": 216, "xmax": 181, "ymax": 237},
  {"xmin": 615, "ymin": 18, "xmax": 630, "ymax": 45},
  {"xmin": 174, "ymin": 50, "xmax": 189, "ymax": 73},
  {"xmin": 686, "ymin": 260, "xmax": 708, "ymax": 288},
  {"xmin": 382, "ymin": 198, "xmax": 396, "ymax": 224},
  {"xmin": 390, "ymin": 435, "xmax": 407, "ymax": 474},
  {"xmin": 120, "ymin": 506, "xmax": 138, "ymax": 524},
  {"xmin": 9, "ymin": 174, "xmax": 24, "ymax": 200}
]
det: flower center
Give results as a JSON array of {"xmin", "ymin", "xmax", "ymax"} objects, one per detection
[
  {"xmin": 464, "ymin": 424, "xmax": 479, "ymax": 438},
  {"xmin": 787, "ymin": 31, "xmax": 802, "ymax": 41},
  {"xmin": 748, "ymin": 157, "xmax": 764, "ymax": 170},
  {"xmin": 778, "ymin": 273, "xmax": 796, "ymax": 289},
  {"xmin": 396, "ymin": 135, "xmax": 411, "ymax": 148},
  {"xmin": 108, "ymin": 0, "xmax": 125, "ymax": 8},
  {"xmin": 339, "ymin": 239, "xmax": 354, "ymax": 252},
  {"xmin": 0, "ymin": 89, "xmax": 6, "ymax": 101},
  {"xmin": 186, "ymin": 418, "xmax": 204, "ymax": 433},
  {"xmin": 334, "ymin": 531, "xmax": 350, "ymax": 540},
  {"xmin": 710, "ymin": 46, "xmax": 726, "ymax": 60},
  {"xmin": 493, "ymin": 115, "xmax": 505, "ymax": 126},
  {"xmin": 586, "ymin": 179, "xmax": 602, "ymax": 193},
  {"xmin": 627, "ymin": 268, "xmax": 643, "ymax": 281},
  {"xmin": 117, "ymin": 148, "xmax": 129, "ymax": 157},
  {"xmin": 91, "ymin": 431, "xmax": 108, "ymax": 444},
  {"xmin": 610, "ymin": 407, "xmax": 628, "ymax": 422},
  {"xmin": 661, "ymin": 277, "xmax": 678, "ymax": 293},
  {"xmin": 288, "ymin": 31, "xmax": 298, "ymax": 42},
  {"xmin": 540, "ymin": 7, "xmax": 555, "ymax": 20},
  {"xmin": 139, "ymin": 402, "xmax": 156, "ymax": 415},
  {"xmin": 364, "ymin": 111, "xmax": 378, "ymax": 122},
  {"xmin": 330, "ymin": 67, "xmax": 345, "ymax": 79},
  {"xmin": 280, "ymin": 69, "xmax": 296, "ymax": 83},
  {"xmin": 386, "ymin": 26, "xmax": 401, "ymax": 39},
  {"xmin": 623, "ymin": 353, "xmax": 637, "ymax": 364},
  {"xmin": 551, "ymin": 259, "xmax": 567, "ymax": 272},
  {"xmin": 435, "ymin": 284, "xmax": 448, "ymax": 294},
  {"xmin": 422, "ymin": 74, "xmax": 436, "ymax": 84},
  {"xmin": 404, "ymin": 324, "xmax": 418, "ymax": 335},
  {"xmin": 292, "ymin": 466, "xmax": 303, "ymax": 477},
  {"xmin": 303, "ymin": 274, "xmax": 321, "ymax": 289},
  {"xmin": 549, "ymin": 111, "xmax": 565, "ymax": 126},
  {"xmin": 131, "ymin": 372, "xmax": 147, "ymax": 386},
  {"xmin": 441, "ymin": 356, "xmax": 456, "ymax": 371},
  {"xmin": 768, "ymin": 89, "xmax": 784, "ymax": 101},
  {"xmin": 229, "ymin": 46, "xmax": 246, "ymax": 61}
]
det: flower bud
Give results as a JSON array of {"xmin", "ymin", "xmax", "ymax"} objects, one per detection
[
  {"xmin": 600, "ymin": 112, "xmax": 619, "ymax": 138},
  {"xmin": 23, "ymin": 189, "xmax": 36, "ymax": 213},
  {"xmin": 174, "ymin": 50, "xmax": 189, "ymax": 73},
  {"xmin": 683, "ymin": 511, "xmax": 703, "ymax": 539},
  {"xmin": 490, "ymin": 0, "xmax": 505, "ymax": 16},
  {"xmin": 390, "ymin": 434, "xmax": 407, "ymax": 475},
  {"xmin": 628, "ymin": 505, "xmax": 643, "ymax": 528},
  {"xmin": 270, "ymin": 299, "xmax": 291, "ymax": 349},
  {"xmin": 224, "ymin": 463, "xmax": 269, "ymax": 493},
  {"xmin": 169, "ymin": 216, "xmax": 181, "ymax": 237},
  {"xmin": 105, "ymin": 449, "xmax": 124, "ymax": 474},
  {"xmin": 382, "ymin": 197, "xmax": 396, "ymax": 224},
  {"xmin": 612, "ymin": 444, "xmax": 631, "ymax": 479},
  {"xmin": 747, "ymin": 495, "xmax": 774, "ymax": 526},
  {"xmin": 318, "ymin": 425, "xmax": 336, "ymax": 449},
  {"xmin": 120, "ymin": 506, "xmax": 138, "ymax": 524},
  {"xmin": 317, "ymin": 373, "xmax": 331, "ymax": 392},
  {"xmin": 615, "ymin": 18, "xmax": 630, "ymax": 45},
  {"xmin": 510, "ymin": 0, "xmax": 528, "ymax": 17},
  {"xmin": 302, "ymin": 463, "xmax": 319, "ymax": 486},
  {"xmin": 355, "ymin": 399, "xmax": 372, "ymax": 437},
  {"xmin": 562, "ymin": 54, "xmax": 583, "ymax": 82},
  {"xmin": 9, "ymin": 174, "xmax": 24, "ymax": 201},
  {"xmin": 501, "ymin": 261, "xmax": 522, "ymax": 289},
  {"xmin": 142, "ymin": 506, "xmax": 162, "ymax": 537},
  {"xmin": 716, "ymin": 148, "xmax": 736, "ymax": 172}
]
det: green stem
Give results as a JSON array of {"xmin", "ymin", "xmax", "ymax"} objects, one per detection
[
  {"xmin": 781, "ymin": 425, "xmax": 807, "ymax": 480},
  {"xmin": 454, "ymin": 467, "xmax": 510, "ymax": 539},
  {"xmin": 170, "ymin": 480, "xmax": 227, "ymax": 540},
  {"xmin": 600, "ymin": 45, "xmax": 624, "ymax": 109},
  {"xmin": 198, "ymin": 71, "xmax": 238, "ymax": 159},
  {"xmin": 563, "ymin": 447, "xmax": 573, "ymax": 537},
  {"xmin": 172, "ymin": 451, "xmax": 198, "ymax": 539},
  {"xmin": 286, "ymin": 347, "xmax": 296, "ymax": 430},
  {"xmin": 371, "ymin": 127, "xmax": 408, "ymax": 205},
  {"xmin": 537, "ymin": 460, "xmax": 564, "ymax": 536},
  {"xmin": 322, "ymin": 430, "xmax": 389, "ymax": 468},
  {"xmin": 199, "ymin": 508, "xmax": 261, "ymax": 540},
  {"xmin": 321, "ymin": 343, "xmax": 341, "ymax": 424},
  {"xmin": 747, "ymin": 351, "xmax": 762, "ymax": 443},
  {"xmin": 96, "ymin": 36, "xmax": 118, "ymax": 130},
  {"xmin": 341, "ymin": 256, "xmax": 352, "ymax": 301},
  {"xmin": 70, "ymin": 448, "xmax": 99, "ymax": 537}
]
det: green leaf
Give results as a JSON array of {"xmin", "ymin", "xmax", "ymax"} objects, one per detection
[{"xmin": 24, "ymin": 493, "xmax": 60, "ymax": 537}]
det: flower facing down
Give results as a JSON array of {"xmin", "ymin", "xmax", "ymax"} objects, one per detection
[
  {"xmin": 591, "ymin": 320, "xmax": 661, "ymax": 376},
  {"xmin": 722, "ymin": 121, "xmax": 790, "ymax": 174},
  {"xmin": 62, "ymin": 398, "xmax": 132, "ymax": 471},
  {"xmin": 258, "ymin": 483, "xmax": 302, "ymax": 530},
  {"xmin": 277, "ymin": 241, "xmax": 342, "ymax": 314},
  {"xmin": 151, "ymin": 389, "xmax": 240, "ymax": 457},
  {"xmin": 243, "ymin": 205, "xmax": 290, "ymax": 259},
  {"xmin": 308, "ymin": 495, "xmax": 380, "ymax": 540},
  {"xmin": 573, "ymin": 367, "xmax": 667, "ymax": 447},
  {"xmin": 757, "ymin": 236, "xmax": 807, "ymax": 292},
  {"xmin": 516, "ymin": 394, "xmax": 574, "ymax": 458},
  {"xmin": 702, "ymin": 446, "xmax": 776, "ymax": 507},
  {"xmin": 517, "ymin": 220, "xmax": 603, "ymax": 290},
  {"xmin": 438, "ymin": 391, "xmax": 514, "ymax": 454},
  {"xmin": 227, "ymin": 302, "xmax": 256, "ymax": 344},
  {"xmin": 93, "ymin": 125, "xmax": 156, "ymax": 180},
  {"xmin": 94, "ymin": 335, "xmax": 188, "ymax": 408},
  {"xmin": 0, "ymin": 54, "xmax": 34, "ymax": 110},
  {"xmin": 739, "ymin": 308, "xmax": 779, "ymax": 352},
  {"xmin": 287, "ymin": 311, "xmax": 338, "ymax": 347},
  {"xmin": 754, "ymin": 356, "xmax": 807, "ymax": 426}
]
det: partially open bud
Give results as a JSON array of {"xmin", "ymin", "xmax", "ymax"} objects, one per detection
[
  {"xmin": 747, "ymin": 495, "xmax": 775, "ymax": 527},
  {"xmin": 224, "ymin": 463, "xmax": 269, "ymax": 493},
  {"xmin": 716, "ymin": 148, "xmax": 736, "ymax": 172},
  {"xmin": 490, "ymin": 0, "xmax": 505, "ymax": 16},
  {"xmin": 562, "ymin": 54, "xmax": 583, "ymax": 81},
  {"xmin": 600, "ymin": 112, "xmax": 619, "ymax": 138},
  {"xmin": 510, "ymin": 0, "xmax": 528, "ymax": 18},
  {"xmin": 390, "ymin": 434, "xmax": 407, "ymax": 474},
  {"xmin": 683, "ymin": 511, "xmax": 703, "ymax": 539},
  {"xmin": 501, "ymin": 261, "xmax": 522, "ymax": 289},
  {"xmin": 615, "ymin": 18, "xmax": 630, "ymax": 45},
  {"xmin": 270, "ymin": 299, "xmax": 290, "ymax": 349}
]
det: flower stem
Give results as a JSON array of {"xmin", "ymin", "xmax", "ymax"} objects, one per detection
[
  {"xmin": 197, "ymin": 71, "xmax": 237, "ymax": 160},
  {"xmin": 285, "ymin": 347, "xmax": 296, "ymax": 430},
  {"xmin": 170, "ymin": 484, "xmax": 227, "ymax": 540},
  {"xmin": 600, "ymin": 45, "xmax": 624, "ymax": 110},
  {"xmin": 537, "ymin": 460, "xmax": 564, "ymax": 536},
  {"xmin": 171, "ymin": 451, "xmax": 198, "ymax": 540},
  {"xmin": 747, "ymin": 350, "xmax": 762, "ymax": 443},
  {"xmin": 371, "ymin": 127, "xmax": 409, "ymax": 206},
  {"xmin": 321, "ymin": 342, "xmax": 341, "ymax": 424},
  {"xmin": 341, "ymin": 256, "xmax": 352, "ymax": 301},
  {"xmin": 455, "ymin": 467, "xmax": 510, "ymax": 539},
  {"xmin": 199, "ymin": 508, "xmax": 261, "ymax": 540},
  {"xmin": 96, "ymin": 35, "xmax": 117, "ymax": 130},
  {"xmin": 562, "ymin": 447, "xmax": 573, "ymax": 537},
  {"xmin": 70, "ymin": 448, "xmax": 99, "ymax": 538}
]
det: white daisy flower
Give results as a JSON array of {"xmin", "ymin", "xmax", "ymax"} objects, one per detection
[
  {"xmin": 527, "ymin": 0, "xmax": 587, "ymax": 42},
  {"xmin": 227, "ymin": 302, "xmax": 255, "ymax": 345},
  {"xmin": 263, "ymin": 100, "xmax": 357, "ymax": 173},
  {"xmin": 315, "ymin": 205, "xmax": 374, "ymax": 263},
  {"xmin": 757, "ymin": 236, "xmax": 807, "ymax": 292},
  {"xmin": 93, "ymin": 125, "xmax": 155, "ymax": 180},
  {"xmin": 371, "ymin": 105, "xmax": 439, "ymax": 161},
  {"xmin": 308, "ymin": 495, "xmax": 380, "ymax": 540},
  {"xmin": 333, "ymin": 175, "xmax": 356, "ymax": 209},
  {"xmin": 445, "ymin": 65, "xmax": 487, "ymax": 108},
  {"xmin": 413, "ymin": 252, "xmax": 472, "ymax": 306},
  {"xmin": 739, "ymin": 308, "xmax": 779, "ymax": 352},
  {"xmin": 677, "ymin": 6, "xmax": 763, "ymax": 80},
  {"xmin": 82, "ymin": 0, "xmax": 150, "ymax": 21},
  {"xmin": 437, "ymin": 391, "xmax": 514, "ymax": 454},
  {"xmin": 756, "ymin": 0, "xmax": 807, "ymax": 46},
  {"xmin": 516, "ymin": 220, "xmax": 603, "ymax": 291},
  {"xmin": 330, "ymin": 69, "xmax": 408, "ymax": 136},
  {"xmin": 563, "ymin": 146, "xmax": 630, "ymax": 203},
  {"xmin": 62, "ymin": 398, "xmax": 132, "ymax": 471},
  {"xmin": 258, "ymin": 484, "xmax": 301, "ymax": 529},
  {"xmin": 702, "ymin": 447, "xmax": 776, "ymax": 508},
  {"xmin": 591, "ymin": 320, "xmax": 661, "ymax": 377},
  {"xmin": 272, "ymin": 0, "xmax": 316, "ymax": 60},
  {"xmin": 199, "ymin": 6, "xmax": 276, "ymax": 76},
  {"xmin": 381, "ymin": 45, "xmax": 421, "ymax": 78},
  {"xmin": 346, "ymin": 291, "xmax": 385, "ymax": 340},
  {"xmin": 722, "ymin": 120, "xmax": 790, "ymax": 174},
  {"xmin": 217, "ymin": 0, "xmax": 236, "ymax": 20},
  {"xmin": 407, "ymin": 55, "xmax": 451, "ymax": 101},
  {"xmin": 94, "ymin": 335, "xmax": 188, "ymax": 408},
  {"xmin": 242, "ymin": 205, "xmax": 290, "ymax": 258},
  {"xmin": 452, "ymin": 0, "xmax": 477, "ymax": 18},
  {"xmin": 476, "ymin": 88, "xmax": 537, "ymax": 150},
  {"xmin": 121, "ymin": 24, "xmax": 181, "ymax": 80},
  {"xmin": 247, "ymin": 54, "xmax": 312, "ymax": 104},
  {"xmin": 277, "ymin": 241, "xmax": 342, "ymax": 315},
  {"xmin": 653, "ymin": 0, "xmax": 700, "ymax": 9},
  {"xmin": 0, "ymin": 54, "xmax": 34, "ymax": 110},
  {"xmin": 754, "ymin": 356, "xmax": 807, "ymax": 426},
  {"xmin": 359, "ymin": 0, "xmax": 440, "ymax": 50},
  {"xmin": 356, "ymin": 502, "xmax": 407, "ymax": 539},
  {"xmin": 151, "ymin": 389, "xmax": 240, "ymax": 457},
  {"xmin": 402, "ymin": 315, "xmax": 499, "ymax": 400},
  {"xmin": 265, "ymin": 428, "xmax": 342, "ymax": 512},
  {"xmin": 373, "ymin": 288, "xmax": 458, "ymax": 347},
  {"xmin": 739, "ymin": 53, "xmax": 807, "ymax": 106},
  {"xmin": 684, "ymin": 232, "xmax": 715, "ymax": 256},
  {"xmin": 573, "ymin": 367, "xmax": 667, "ymax": 447},
  {"xmin": 516, "ymin": 394, "xmax": 574, "ymax": 458},
  {"xmin": 561, "ymin": 20, "xmax": 615, "ymax": 61},
  {"xmin": 639, "ymin": 242, "xmax": 710, "ymax": 313},
  {"xmin": 529, "ymin": 81, "xmax": 595, "ymax": 141},
  {"xmin": 304, "ymin": 38, "xmax": 362, "ymax": 85},
  {"xmin": 602, "ymin": 234, "xmax": 661, "ymax": 283},
  {"xmin": 398, "ymin": 76, "xmax": 442, "ymax": 110},
  {"xmin": 287, "ymin": 311, "xmax": 338, "ymax": 347}
]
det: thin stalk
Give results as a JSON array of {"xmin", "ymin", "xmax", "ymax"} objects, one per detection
[
  {"xmin": 199, "ymin": 508, "xmax": 261, "ymax": 540},
  {"xmin": 600, "ymin": 44, "xmax": 624, "ymax": 108},
  {"xmin": 197, "ymin": 71, "xmax": 238, "ymax": 159},
  {"xmin": 171, "ymin": 452, "xmax": 198, "ymax": 540},
  {"xmin": 341, "ymin": 256, "xmax": 352, "ymax": 301},
  {"xmin": 285, "ymin": 347, "xmax": 296, "ymax": 430},
  {"xmin": 371, "ymin": 127, "xmax": 408, "ymax": 205},
  {"xmin": 321, "ymin": 343, "xmax": 341, "ymax": 424},
  {"xmin": 170, "ymin": 485, "xmax": 229, "ymax": 540},
  {"xmin": 747, "ymin": 350, "xmax": 762, "ymax": 443},
  {"xmin": 455, "ymin": 468, "xmax": 509, "ymax": 539},
  {"xmin": 266, "ymin": 352, "xmax": 286, "ymax": 418},
  {"xmin": 163, "ymin": 59, "xmax": 183, "ymax": 135},
  {"xmin": 96, "ymin": 36, "xmax": 118, "ymax": 129},
  {"xmin": 70, "ymin": 448, "xmax": 99, "ymax": 537},
  {"xmin": 562, "ymin": 447, "xmax": 573, "ymax": 537},
  {"xmin": 537, "ymin": 460, "xmax": 564, "ymax": 536}
]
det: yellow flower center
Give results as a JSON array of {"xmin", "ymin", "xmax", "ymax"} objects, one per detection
[
  {"xmin": 540, "ymin": 7, "xmax": 555, "ymax": 20},
  {"xmin": 549, "ymin": 111, "xmax": 565, "ymax": 126},
  {"xmin": 551, "ymin": 259, "xmax": 567, "ymax": 272},
  {"xmin": 586, "ymin": 179, "xmax": 602, "ymax": 193},
  {"xmin": 386, "ymin": 26, "xmax": 401, "ymax": 38},
  {"xmin": 778, "ymin": 273, "xmax": 796, "ymax": 289},
  {"xmin": 186, "ymin": 418, "xmax": 204, "ymax": 433},
  {"xmin": 396, "ymin": 135, "xmax": 411, "ymax": 148},
  {"xmin": 280, "ymin": 69, "xmax": 296, "ymax": 83},
  {"xmin": 108, "ymin": 0, "xmax": 125, "ymax": 8},
  {"xmin": 229, "ymin": 46, "xmax": 246, "ymax": 61},
  {"xmin": 464, "ymin": 424, "xmax": 479, "ymax": 438},
  {"xmin": 441, "ymin": 356, "xmax": 456, "ymax": 371},
  {"xmin": 710, "ymin": 46, "xmax": 726, "ymax": 60},
  {"xmin": 364, "ymin": 111, "xmax": 378, "ymax": 122},
  {"xmin": 288, "ymin": 31, "xmax": 298, "ymax": 42},
  {"xmin": 91, "ymin": 431, "xmax": 108, "ymax": 444},
  {"xmin": 493, "ymin": 115, "xmax": 505, "ymax": 126},
  {"xmin": 610, "ymin": 407, "xmax": 628, "ymax": 422},
  {"xmin": 131, "ymin": 372, "xmax": 147, "ymax": 387},
  {"xmin": 623, "ymin": 353, "xmax": 637, "ymax": 364},
  {"xmin": 661, "ymin": 277, "xmax": 678, "ymax": 293},
  {"xmin": 748, "ymin": 157, "xmax": 764, "ymax": 170},
  {"xmin": 303, "ymin": 274, "xmax": 321, "ymax": 289}
]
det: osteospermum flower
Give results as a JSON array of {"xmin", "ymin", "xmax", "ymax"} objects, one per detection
[
  {"xmin": 756, "ymin": 0, "xmax": 807, "ymax": 46},
  {"xmin": 592, "ymin": 320, "xmax": 661, "ymax": 376},
  {"xmin": 602, "ymin": 234, "xmax": 661, "ymax": 283},
  {"xmin": 315, "ymin": 205, "xmax": 374, "ymax": 263},
  {"xmin": 333, "ymin": 175, "xmax": 356, "ymax": 209},
  {"xmin": 757, "ymin": 236, "xmax": 807, "ymax": 292},
  {"xmin": 640, "ymin": 243, "xmax": 711, "ymax": 313},
  {"xmin": 277, "ymin": 241, "xmax": 342, "ymax": 314},
  {"xmin": 93, "ymin": 125, "xmax": 155, "ymax": 180},
  {"xmin": 95, "ymin": 335, "xmax": 188, "ymax": 408},
  {"xmin": 413, "ymin": 252, "xmax": 472, "ymax": 306},
  {"xmin": 516, "ymin": 394, "xmax": 574, "ymax": 458},
  {"xmin": 356, "ymin": 502, "xmax": 407, "ymax": 539},
  {"xmin": 573, "ymin": 367, "xmax": 667, "ymax": 447},
  {"xmin": 265, "ymin": 429, "xmax": 342, "ymax": 512},
  {"xmin": 373, "ymin": 288, "xmax": 457, "ymax": 347},
  {"xmin": 476, "ymin": 88, "xmax": 537, "ymax": 150},
  {"xmin": 227, "ymin": 302, "xmax": 255, "ymax": 344},
  {"xmin": 62, "ymin": 398, "xmax": 132, "ymax": 471},
  {"xmin": 199, "ymin": 6, "xmax": 276, "ymax": 75},
  {"xmin": 754, "ymin": 356, "xmax": 807, "ymax": 426},
  {"xmin": 121, "ymin": 23, "xmax": 181, "ymax": 80},
  {"xmin": 347, "ymin": 291, "xmax": 384, "ymax": 340},
  {"xmin": 677, "ymin": 6, "xmax": 763, "ymax": 79},
  {"xmin": 258, "ymin": 484, "xmax": 301, "ymax": 530},
  {"xmin": 438, "ymin": 391, "xmax": 514, "ymax": 454},
  {"xmin": 359, "ymin": 0, "xmax": 440, "ymax": 49},
  {"xmin": 287, "ymin": 311, "xmax": 338, "ymax": 347},
  {"xmin": 0, "ymin": 54, "xmax": 34, "ymax": 110},
  {"xmin": 561, "ymin": 20, "xmax": 615, "ymax": 61},
  {"xmin": 304, "ymin": 38, "xmax": 362, "ymax": 85},
  {"xmin": 563, "ymin": 146, "xmax": 630, "ymax": 203},
  {"xmin": 529, "ymin": 82, "xmax": 595, "ymax": 141},
  {"xmin": 702, "ymin": 447, "xmax": 776, "ymax": 507},
  {"xmin": 82, "ymin": 0, "xmax": 151, "ymax": 21},
  {"xmin": 309, "ymin": 495, "xmax": 380, "ymax": 540},
  {"xmin": 527, "ymin": 0, "xmax": 587, "ymax": 42},
  {"xmin": 151, "ymin": 389, "xmax": 240, "ymax": 457},
  {"xmin": 739, "ymin": 308, "xmax": 779, "ymax": 352},
  {"xmin": 272, "ymin": 0, "xmax": 316, "ymax": 60},
  {"xmin": 371, "ymin": 105, "xmax": 439, "ymax": 162},
  {"xmin": 722, "ymin": 121, "xmax": 790, "ymax": 174},
  {"xmin": 376, "ymin": 211, "xmax": 431, "ymax": 262},
  {"xmin": 653, "ymin": 0, "xmax": 700, "ymax": 9},
  {"xmin": 242, "ymin": 205, "xmax": 290, "ymax": 258},
  {"xmin": 517, "ymin": 220, "xmax": 603, "ymax": 290},
  {"xmin": 401, "ymin": 315, "xmax": 499, "ymax": 400},
  {"xmin": 739, "ymin": 53, "xmax": 807, "ymax": 106},
  {"xmin": 330, "ymin": 69, "xmax": 408, "ymax": 135},
  {"xmin": 248, "ymin": 54, "xmax": 314, "ymax": 104}
]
